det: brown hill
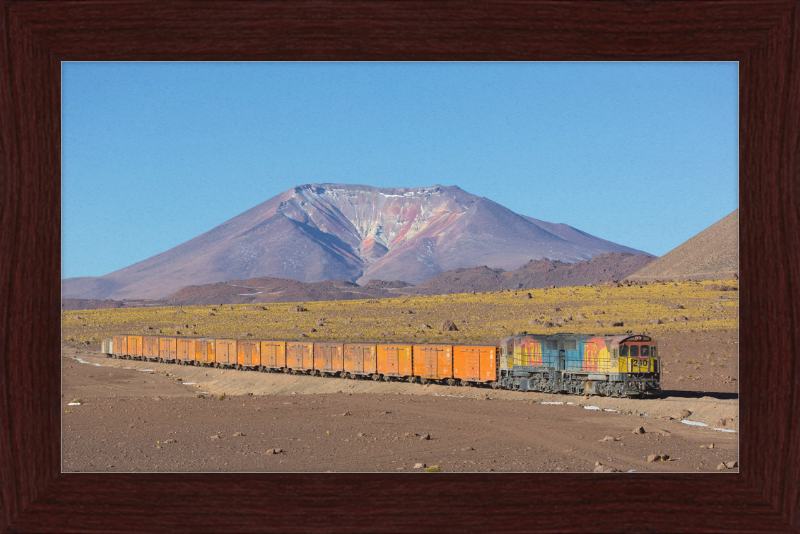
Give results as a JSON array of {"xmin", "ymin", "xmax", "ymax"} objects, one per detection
[
  {"xmin": 62, "ymin": 183, "xmax": 649, "ymax": 300},
  {"xmin": 405, "ymin": 252, "xmax": 655, "ymax": 295},
  {"xmin": 164, "ymin": 277, "xmax": 410, "ymax": 306},
  {"xmin": 629, "ymin": 210, "xmax": 738, "ymax": 282}
]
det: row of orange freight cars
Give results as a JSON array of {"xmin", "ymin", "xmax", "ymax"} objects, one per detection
[{"xmin": 104, "ymin": 335, "xmax": 497, "ymax": 386}]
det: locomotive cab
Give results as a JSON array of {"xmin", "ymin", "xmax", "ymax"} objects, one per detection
[{"xmin": 613, "ymin": 335, "xmax": 661, "ymax": 397}]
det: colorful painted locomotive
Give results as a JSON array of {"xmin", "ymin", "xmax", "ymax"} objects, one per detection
[
  {"xmin": 101, "ymin": 332, "xmax": 660, "ymax": 398},
  {"xmin": 499, "ymin": 333, "xmax": 660, "ymax": 397}
]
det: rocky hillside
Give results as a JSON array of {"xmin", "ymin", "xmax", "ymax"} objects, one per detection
[
  {"xmin": 629, "ymin": 210, "xmax": 738, "ymax": 282},
  {"xmin": 62, "ymin": 183, "xmax": 649, "ymax": 300}
]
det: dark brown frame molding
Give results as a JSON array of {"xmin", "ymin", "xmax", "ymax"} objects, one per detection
[{"xmin": 2, "ymin": 1, "xmax": 798, "ymax": 532}]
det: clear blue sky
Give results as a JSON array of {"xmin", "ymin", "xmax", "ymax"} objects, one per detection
[{"xmin": 62, "ymin": 62, "xmax": 738, "ymax": 280}]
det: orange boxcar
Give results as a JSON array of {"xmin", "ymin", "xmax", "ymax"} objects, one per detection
[
  {"xmin": 195, "ymin": 338, "xmax": 216, "ymax": 366},
  {"xmin": 158, "ymin": 337, "xmax": 178, "ymax": 363},
  {"xmin": 215, "ymin": 339, "xmax": 237, "ymax": 368},
  {"xmin": 377, "ymin": 344, "xmax": 413, "ymax": 380},
  {"xmin": 237, "ymin": 340, "xmax": 261, "ymax": 369},
  {"xmin": 286, "ymin": 342, "xmax": 314, "ymax": 374},
  {"xmin": 314, "ymin": 343, "xmax": 344, "ymax": 376},
  {"xmin": 412, "ymin": 344, "xmax": 454, "ymax": 384},
  {"xmin": 143, "ymin": 336, "xmax": 160, "ymax": 361},
  {"xmin": 343, "ymin": 343, "xmax": 377, "ymax": 378},
  {"xmin": 453, "ymin": 345, "xmax": 498, "ymax": 385},
  {"xmin": 127, "ymin": 336, "xmax": 143, "ymax": 359},
  {"xmin": 113, "ymin": 335, "xmax": 128, "ymax": 358},
  {"xmin": 176, "ymin": 338, "xmax": 196, "ymax": 365},
  {"xmin": 259, "ymin": 341, "xmax": 287, "ymax": 370}
]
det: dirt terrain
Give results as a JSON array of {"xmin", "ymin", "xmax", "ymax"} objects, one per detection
[{"xmin": 62, "ymin": 331, "xmax": 738, "ymax": 473}]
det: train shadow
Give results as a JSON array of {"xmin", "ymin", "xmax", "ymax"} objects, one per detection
[{"xmin": 661, "ymin": 389, "xmax": 739, "ymax": 401}]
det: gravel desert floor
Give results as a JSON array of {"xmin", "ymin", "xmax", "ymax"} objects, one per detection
[{"xmin": 62, "ymin": 331, "xmax": 738, "ymax": 474}]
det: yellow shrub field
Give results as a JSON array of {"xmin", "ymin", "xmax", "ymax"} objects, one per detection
[{"xmin": 62, "ymin": 280, "xmax": 738, "ymax": 345}]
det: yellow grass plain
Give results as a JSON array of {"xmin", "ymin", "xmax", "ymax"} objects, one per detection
[{"xmin": 62, "ymin": 280, "xmax": 738, "ymax": 346}]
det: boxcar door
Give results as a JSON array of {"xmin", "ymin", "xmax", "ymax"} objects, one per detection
[
  {"xmin": 465, "ymin": 348, "xmax": 480, "ymax": 381},
  {"xmin": 425, "ymin": 347, "xmax": 437, "ymax": 378},
  {"xmin": 301, "ymin": 344, "xmax": 314, "ymax": 371},
  {"xmin": 386, "ymin": 347, "xmax": 399, "ymax": 375},
  {"xmin": 321, "ymin": 345, "xmax": 332, "ymax": 372}
]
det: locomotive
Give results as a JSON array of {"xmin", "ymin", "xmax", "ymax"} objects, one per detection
[
  {"xmin": 101, "ymin": 332, "xmax": 661, "ymax": 398},
  {"xmin": 499, "ymin": 332, "xmax": 661, "ymax": 398}
]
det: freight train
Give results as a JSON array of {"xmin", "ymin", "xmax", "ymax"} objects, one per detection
[{"xmin": 100, "ymin": 332, "xmax": 661, "ymax": 398}]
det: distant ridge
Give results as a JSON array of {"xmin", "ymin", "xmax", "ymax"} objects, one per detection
[
  {"xmin": 406, "ymin": 252, "xmax": 655, "ymax": 295},
  {"xmin": 629, "ymin": 210, "xmax": 738, "ymax": 282},
  {"xmin": 61, "ymin": 252, "xmax": 654, "ymax": 309}
]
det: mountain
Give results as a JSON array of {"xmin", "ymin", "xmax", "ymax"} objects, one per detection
[
  {"xmin": 62, "ymin": 183, "xmax": 650, "ymax": 300},
  {"xmin": 628, "ymin": 210, "xmax": 738, "ymax": 282}
]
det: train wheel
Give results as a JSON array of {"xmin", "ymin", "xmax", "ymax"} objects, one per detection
[
  {"xmin": 491, "ymin": 381, "xmax": 499, "ymax": 389},
  {"xmin": 447, "ymin": 379, "xmax": 456, "ymax": 386},
  {"xmin": 419, "ymin": 377, "xmax": 427, "ymax": 385}
]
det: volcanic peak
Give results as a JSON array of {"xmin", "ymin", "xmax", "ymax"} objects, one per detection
[{"xmin": 274, "ymin": 183, "xmax": 474, "ymax": 260}]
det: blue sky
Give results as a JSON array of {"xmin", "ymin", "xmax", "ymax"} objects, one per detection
[{"xmin": 62, "ymin": 62, "xmax": 738, "ymax": 280}]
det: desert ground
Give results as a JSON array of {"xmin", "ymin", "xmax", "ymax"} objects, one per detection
[{"xmin": 62, "ymin": 281, "xmax": 738, "ymax": 473}]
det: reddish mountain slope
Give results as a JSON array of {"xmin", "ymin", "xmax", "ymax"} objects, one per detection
[{"xmin": 63, "ymin": 183, "xmax": 649, "ymax": 300}]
